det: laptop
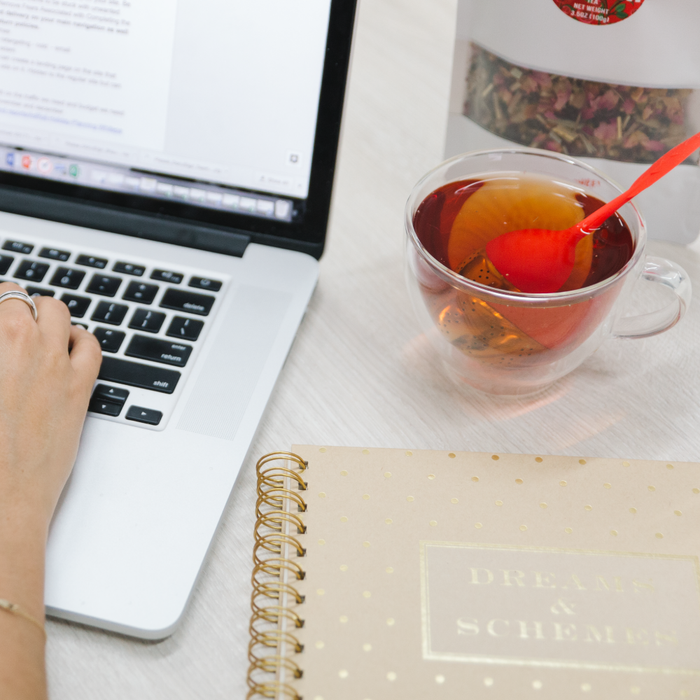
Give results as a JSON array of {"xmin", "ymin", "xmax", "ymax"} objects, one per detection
[{"xmin": 0, "ymin": 0, "xmax": 357, "ymax": 638}]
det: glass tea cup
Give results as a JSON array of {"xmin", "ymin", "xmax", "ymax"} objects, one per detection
[{"xmin": 405, "ymin": 149, "xmax": 691, "ymax": 396}]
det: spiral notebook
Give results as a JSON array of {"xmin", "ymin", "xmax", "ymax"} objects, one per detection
[{"xmin": 247, "ymin": 446, "xmax": 700, "ymax": 699}]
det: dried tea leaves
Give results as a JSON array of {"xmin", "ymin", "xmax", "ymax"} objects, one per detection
[{"xmin": 465, "ymin": 44, "xmax": 697, "ymax": 166}]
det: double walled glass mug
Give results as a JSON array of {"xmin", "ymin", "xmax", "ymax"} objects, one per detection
[{"xmin": 405, "ymin": 149, "xmax": 692, "ymax": 396}]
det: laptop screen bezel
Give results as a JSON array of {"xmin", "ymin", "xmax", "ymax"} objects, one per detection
[{"xmin": 0, "ymin": 0, "xmax": 358, "ymax": 260}]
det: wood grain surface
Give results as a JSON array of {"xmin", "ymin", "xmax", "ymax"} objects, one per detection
[{"xmin": 45, "ymin": 1, "xmax": 700, "ymax": 697}]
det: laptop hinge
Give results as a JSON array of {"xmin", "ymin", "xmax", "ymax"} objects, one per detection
[{"xmin": 0, "ymin": 187, "xmax": 251, "ymax": 258}]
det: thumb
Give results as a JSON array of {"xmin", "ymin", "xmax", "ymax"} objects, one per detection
[{"xmin": 68, "ymin": 326, "xmax": 102, "ymax": 391}]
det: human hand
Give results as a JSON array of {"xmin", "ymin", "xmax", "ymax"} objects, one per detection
[
  {"xmin": 0, "ymin": 281, "xmax": 101, "ymax": 698},
  {"xmin": 0, "ymin": 281, "xmax": 102, "ymax": 532}
]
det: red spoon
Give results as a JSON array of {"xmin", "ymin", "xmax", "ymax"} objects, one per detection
[{"xmin": 485, "ymin": 130, "xmax": 700, "ymax": 294}]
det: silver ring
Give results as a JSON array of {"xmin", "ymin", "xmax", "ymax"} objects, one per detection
[{"xmin": 0, "ymin": 290, "xmax": 39, "ymax": 321}]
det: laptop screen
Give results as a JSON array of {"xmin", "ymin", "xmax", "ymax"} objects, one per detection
[{"xmin": 0, "ymin": 0, "xmax": 356, "ymax": 257}]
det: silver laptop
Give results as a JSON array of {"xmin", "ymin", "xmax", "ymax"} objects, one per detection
[{"xmin": 0, "ymin": 0, "xmax": 357, "ymax": 638}]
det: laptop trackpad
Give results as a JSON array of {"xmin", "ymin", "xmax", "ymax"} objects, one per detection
[{"xmin": 176, "ymin": 284, "xmax": 292, "ymax": 441}]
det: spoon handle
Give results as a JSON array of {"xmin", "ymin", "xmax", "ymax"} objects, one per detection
[{"xmin": 576, "ymin": 130, "xmax": 700, "ymax": 235}]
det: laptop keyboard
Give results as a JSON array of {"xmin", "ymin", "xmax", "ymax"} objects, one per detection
[{"xmin": 0, "ymin": 237, "xmax": 226, "ymax": 430}]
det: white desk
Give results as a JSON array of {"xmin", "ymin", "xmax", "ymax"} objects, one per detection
[{"xmin": 46, "ymin": 1, "xmax": 700, "ymax": 697}]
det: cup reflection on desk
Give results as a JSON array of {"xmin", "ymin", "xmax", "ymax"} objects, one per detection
[{"xmin": 404, "ymin": 149, "xmax": 692, "ymax": 396}]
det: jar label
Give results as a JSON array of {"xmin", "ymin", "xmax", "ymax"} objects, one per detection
[{"xmin": 552, "ymin": 0, "xmax": 646, "ymax": 25}]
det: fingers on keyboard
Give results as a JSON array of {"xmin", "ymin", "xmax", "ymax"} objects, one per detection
[{"xmin": 1, "ymin": 239, "xmax": 223, "ymax": 426}]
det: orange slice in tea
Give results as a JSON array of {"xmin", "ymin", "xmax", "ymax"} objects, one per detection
[{"xmin": 447, "ymin": 175, "xmax": 590, "ymax": 280}]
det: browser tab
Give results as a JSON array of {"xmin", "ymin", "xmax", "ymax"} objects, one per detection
[
  {"xmin": 156, "ymin": 182, "xmax": 174, "ymax": 197},
  {"xmin": 257, "ymin": 200, "xmax": 274, "ymax": 216},
  {"xmin": 222, "ymin": 194, "xmax": 240, "ymax": 209},
  {"xmin": 274, "ymin": 200, "xmax": 292, "ymax": 219},
  {"xmin": 240, "ymin": 197, "xmax": 257, "ymax": 213}
]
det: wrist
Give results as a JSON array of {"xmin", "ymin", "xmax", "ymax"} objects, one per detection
[
  {"xmin": 0, "ymin": 464, "xmax": 54, "ymax": 536},
  {"xmin": 0, "ymin": 505, "xmax": 47, "ymax": 623}
]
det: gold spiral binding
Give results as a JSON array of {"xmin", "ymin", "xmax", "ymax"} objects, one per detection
[
  {"xmin": 255, "ymin": 496, "xmax": 306, "ymax": 518},
  {"xmin": 246, "ymin": 680, "xmax": 299, "ymax": 700},
  {"xmin": 250, "ymin": 603, "xmax": 304, "ymax": 628},
  {"xmin": 247, "ymin": 452, "xmax": 308, "ymax": 700},
  {"xmin": 248, "ymin": 655, "xmax": 302, "ymax": 679},
  {"xmin": 252, "ymin": 557, "xmax": 305, "ymax": 582},
  {"xmin": 254, "ymin": 532, "xmax": 306, "ymax": 558},
  {"xmin": 252, "ymin": 580, "xmax": 305, "ymax": 605},
  {"xmin": 256, "ymin": 510, "xmax": 307, "ymax": 535},
  {"xmin": 256, "ymin": 488, "xmax": 307, "ymax": 519}
]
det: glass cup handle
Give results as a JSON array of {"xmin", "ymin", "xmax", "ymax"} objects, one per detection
[{"xmin": 613, "ymin": 256, "xmax": 692, "ymax": 339}]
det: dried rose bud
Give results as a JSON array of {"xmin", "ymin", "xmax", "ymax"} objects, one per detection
[{"xmin": 464, "ymin": 43, "xmax": 698, "ymax": 165}]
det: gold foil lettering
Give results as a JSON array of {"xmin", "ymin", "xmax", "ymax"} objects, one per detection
[
  {"xmin": 452, "ymin": 618, "xmax": 677, "ymax": 650},
  {"xmin": 534, "ymin": 572, "xmax": 556, "ymax": 589},
  {"xmin": 518, "ymin": 620, "xmax": 545, "ymax": 640},
  {"xmin": 633, "ymin": 579, "xmax": 655, "ymax": 593},
  {"xmin": 626, "ymin": 628, "xmax": 651, "ymax": 645},
  {"xmin": 550, "ymin": 598, "xmax": 576, "ymax": 616},
  {"xmin": 470, "ymin": 568, "xmax": 494, "ymax": 585},
  {"xmin": 553, "ymin": 622, "xmax": 577, "ymax": 642},
  {"xmin": 423, "ymin": 543, "xmax": 697, "ymax": 667},
  {"xmin": 487, "ymin": 619, "xmax": 510, "ymax": 637},
  {"xmin": 560, "ymin": 573, "xmax": 587, "ymax": 591},
  {"xmin": 501, "ymin": 570, "xmax": 526, "ymax": 587},
  {"xmin": 655, "ymin": 631, "xmax": 679, "ymax": 646},
  {"xmin": 583, "ymin": 625, "xmax": 615, "ymax": 644},
  {"xmin": 594, "ymin": 575, "xmax": 624, "ymax": 592},
  {"xmin": 456, "ymin": 618, "xmax": 479, "ymax": 636}
]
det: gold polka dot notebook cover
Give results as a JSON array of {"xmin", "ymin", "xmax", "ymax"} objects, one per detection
[{"xmin": 247, "ymin": 446, "xmax": 700, "ymax": 699}]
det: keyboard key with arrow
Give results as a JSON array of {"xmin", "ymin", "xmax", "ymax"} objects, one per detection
[{"xmin": 125, "ymin": 406, "xmax": 163, "ymax": 426}]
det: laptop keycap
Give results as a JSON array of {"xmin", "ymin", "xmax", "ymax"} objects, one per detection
[
  {"xmin": 113, "ymin": 261, "xmax": 145, "ymax": 276},
  {"xmin": 91, "ymin": 301, "xmax": 128, "ymax": 325},
  {"xmin": 25, "ymin": 286, "xmax": 55, "ymax": 297},
  {"xmin": 123, "ymin": 281, "xmax": 158, "ymax": 304},
  {"xmin": 151, "ymin": 269, "xmax": 183, "ymax": 284},
  {"xmin": 126, "ymin": 335, "xmax": 193, "ymax": 368},
  {"xmin": 99, "ymin": 356, "xmax": 181, "ymax": 394},
  {"xmin": 92, "ymin": 384, "xmax": 129, "ymax": 404},
  {"xmin": 39, "ymin": 247, "xmax": 70, "ymax": 261},
  {"xmin": 2, "ymin": 240, "xmax": 33, "ymax": 255},
  {"xmin": 51, "ymin": 267, "xmax": 86, "ymax": 289},
  {"xmin": 1, "ymin": 237, "xmax": 229, "ymax": 428},
  {"xmin": 160, "ymin": 288, "xmax": 214, "ymax": 316},
  {"xmin": 61, "ymin": 294, "xmax": 91, "ymax": 318},
  {"xmin": 166, "ymin": 316, "xmax": 204, "ymax": 341},
  {"xmin": 86, "ymin": 274, "xmax": 122, "ymax": 297},
  {"xmin": 15, "ymin": 260, "xmax": 50, "ymax": 282},
  {"xmin": 88, "ymin": 398, "xmax": 123, "ymax": 417},
  {"xmin": 125, "ymin": 406, "xmax": 163, "ymax": 425},
  {"xmin": 189, "ymin": 276, "xmax": 222, "ymax": 292},
  {"xmin": 93, "ymin": 327, "xmax": 126, "ymax": 353},
  {"xmin": 129, "ymin": 309, "xmax": 165, "ymax": 333},
  {"xmin": 76, "ymin": 254, "xmax": 108, "ymax": 269}
]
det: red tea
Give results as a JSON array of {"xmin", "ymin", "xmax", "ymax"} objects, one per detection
[
  {"xmin": 411, "ymin": 174, "xmax": 634, "ymax": 366},
  {"xmin": 414, "ymin": 173, "xmax": 634, "ymax": 292}
]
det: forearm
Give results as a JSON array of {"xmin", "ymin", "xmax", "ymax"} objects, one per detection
[
  {"xmin": 0, "ymin": 505, "xmax": 48, "ymax": 700},
  {"xmin": 0, "ymin": 283, "xmax": 101, "ymax": 699}
]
